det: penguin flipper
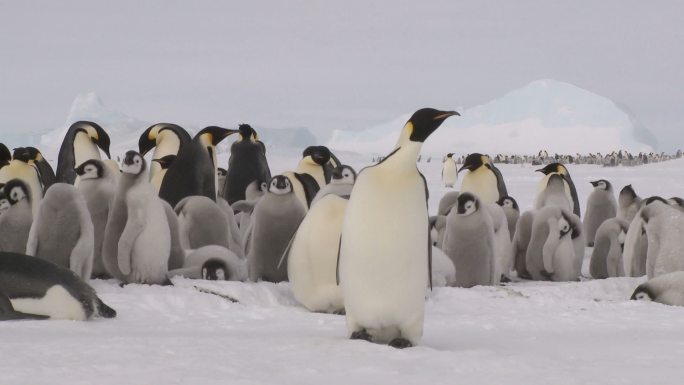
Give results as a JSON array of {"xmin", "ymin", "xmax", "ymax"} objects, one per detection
[
  {"xmin": 335, "ymin": 234, "xmax": 342, "ymax": 286},
  {"xmin": 231, "ymin": 199, "xmax": 258, "ymax": 214},
  {"xmin": 294, "ymin": 173, "xmax": 320, "ymax": 207},
  {"xmin": 542, "ymin": 218, "xmax": 560, "ymax": 275},
  {"xmin": 117, "ymin": 217, "xmax": 144, "ymax": 276},
  {"xmin": 562, "ymin": 174, "xmax": 581, "ymax": 217},
  {"xmin": 419, "ymin": 172, "xmax": 432, "ymax": 290},
  {"xmin": 490, "ymin": 163, "xmax": 508, "ymax": 198},
  {"xmin": 0, "ymin": 290, "xmax": 49, "ymax": 321},
  {"xmin": 36, "ymin": 160, "xmax": 56, "ymax": 192}
]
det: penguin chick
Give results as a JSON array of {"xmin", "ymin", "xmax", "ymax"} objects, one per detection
[
  {"xmin": 617, "ymin": 184, "xmax": 642, "ymax": 223},
  {"xmin": 589, "ymin": 217, "xmax": 629, "ymax": 279},
  {"xmin": 310, "ymin": 165, "xmax": 356, "ymax": 206},
  {"xmin": 641, "ymin": 197, "xmax": 684, "ymax": 279},
  {"xmin": 497, "ymin": 195, "xmax": 520, "ymax": 241},
  {"xmin": 631, "ymin": 271, "xmax": 684, "ymax": 306},
  {"xmin": 0, "ymin": 179, "xmax": 33, "ymax": 253},
  {"xmin": 583, "ymin": 179, "xmax": 617, "ymax": 247},
  {"xmin": 167, "ymin": 245, "xmax": 246, "ymax": 281}
]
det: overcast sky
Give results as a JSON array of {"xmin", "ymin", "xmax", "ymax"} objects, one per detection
[{"xmin": 1, "ymin": 1, "xmax": 682, "ymax": 150}]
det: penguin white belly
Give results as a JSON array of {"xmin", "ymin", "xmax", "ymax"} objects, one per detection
[
  {"xmin": 73, "ymin": 132, "xmax": 102, "ymax": 167},
  {"xmin": 288, "ymin": 194, "xmax": 346, "ymax": 312},
  {"xmin": 11, "ymin": 285, "xmax": 87, "ymax": 321},
  {"xmin": 151, "ymin": 169, "xmax": 167, "ymax": 194},
  {"xmin": 340, "ymin": 170, "xmax": 427, "ymax": 343},
  {"xmin": 442, "ymin": 160, "xmax": 457, "ymax": 187},
  {"xmin": 130, "ymin": 199, "xmax": 171, "ymax": 284},
  {"xmin": 461, "ymin": 168, "xmax": 498, "ymax": 203}
]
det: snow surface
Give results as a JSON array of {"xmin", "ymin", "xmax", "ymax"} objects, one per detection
[{"xmin": 3, "ymin": 153, "xmax": 684, "ymax": 385}]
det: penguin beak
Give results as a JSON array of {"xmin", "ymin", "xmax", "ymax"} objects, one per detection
[
  {"xmin": 138, "ymin": 127, "xmax": 156, "ymax": 156},
  {"xmin": 433, "ymin": 111, "xmax": 460, "ymax": 120},
  {"xmin": 590, "ymin": 181, "xmax": 599, "ymax": 187},
  {"xmin": 74, "ymin": 164, "xmax": 85, "ymax": 176}
]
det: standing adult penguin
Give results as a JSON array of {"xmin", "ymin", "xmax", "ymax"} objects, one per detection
[
  {"xmin": 138, "ymin": 123, "xmax": 192, "ymax": 186},
  {"xmin": 339, "ymin": 107, "xmax": 458, "ymax": 348},
  {"xmin": 0, "ymin": 179, "xmax": 33, "ymax": 253},
  {"xmin": 441, "ymin": 153, "xmax": 457, "ymax": 188},
  {"xmin": 497, "ymin": 196, "xmax": 520, "ymax": 241},
  {"xmin": 589, "ymin": 217, "xmax": 629, "ymax": 279},
  {"xmin": 535, "ymin": 174, "xmax": 573, "ymax": 212},
  {"xmin": 282, "ymin": 146, "xmax": 334, "ymax": 209},
  {"xmin": 25, "ymin": 183, "xmax": 94, "ymax": 280},
  {"xmin": 535, "ymin": 163, "xmax": 580, "ymax": 217},
  {"xmin": 583, "ymin": 179, "xmax": 617, "ymax": 246},
  {"xmin": 221, "ymin": 124, "xmax": 271, "ymax": 205},
  {"xmin": 56, "ymin": 121, "xmax": 111, "ymax": 185},
  {"xmin": 617, "ymin": 185, "xmax": 642, "ymax": 223},
  {"xmin": 158, "ymin": 126, "xmax": 238, "ymax": 208},
  {"xmin": 246, "ymin": 175, "xmax": 306, "ymax": 282},
  {"xmin": 102, "ymin": 151, "xmax": 171, "ymax": 284},
  {"xmin": 23, "ymin": 147, "xmax": 56, "ymax": 191},
  {"xmin": 0, "ymin": 147, "xmax": 45, "ymax": 213},
  {"xmin": 458, "ymin": 153, "xmax": 507, "ymax": 204},
  {"xmin": 75, "ymin": 159, "xmax": 117, "ymax": 278}
]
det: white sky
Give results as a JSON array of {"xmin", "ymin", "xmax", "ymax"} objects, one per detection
[{"xmin": 1, "ymin": 1, "xmax": 682, "ymax": 150}]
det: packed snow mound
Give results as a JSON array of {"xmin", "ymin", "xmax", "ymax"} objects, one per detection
[{"xmin": 328, "ymin": 79, "xmax": 658, "ymax": 156}]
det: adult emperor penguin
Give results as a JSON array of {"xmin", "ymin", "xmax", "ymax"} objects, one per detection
[
  {"xmin": 617, "ymin": 185, "xmax": 642, "ymax": 222},
  {"xmin": 443, "ymin": 193, "xmax": 496, "ymax": 288},
  {"xmin": 138, "ymin": 123, "xmax": 192, "ymax": 186},
  {"xmin": 75, "ymin": 159, "xmax": 117, "ymax": 278},
  {"xmin": 631, "ymin": 271, "xmax": 684, "ymax": 306},
  {"xmin": 282, "ymin": 146, "xmax": 334, "ymax": 210},
  {"xmin": 56, "ymin": 121, "xmax": 111, "ymax": 185},
  {"xmin": 285, "ymin": 166, "xmax": 356, "ymax": 314},
  {"xmin": 526, "ymin": 206, "xmax": 583, "ymax": 281},
  {"xmin": 497, "ymin": 196, "xmax": 520, "ymax": 241},
  {"xmin": 168, "ymin": 245, "xmax": 246, "ymax": 281},
  {"xmin": 25, "ymin": 183, "xmax": 94, "ymax": 280},
  {"xmin": 458, "ymin": 153, "xmax": 507, "ymax": 204},
  {"xmin": 102, "ymin": 151, "xmax": 171, "ymax": 284},
  {"xmin": 0, "ymin": 147, "xmax": 45, "ymax": 213},
  {"xmin": 339, "ymin": 107, "xmax": 458, "ymax": 348},
  {"xmin": 158, "ymin": 126, "xmax": 238, "ymax": 208},
  {"xmin": 535, "ymin": 174, "xmax": 573, "ymax": 212},
  {"xmin": 0, "ymin": 287, "xmax": 48, "ymax": 320},
  {"xmin": 0, "ymin": 179, "xmax": 33, "ymax": 253},
  {"xmin": 221, "ymin": 124, "xmax": 271, "ymax": 205},
  {"xmin": 0, "ymin": 252, "xmax": 116, "ymax": 320},
  {"xmin": 23, "ymin": 147, "xmax": 56, "ymax": 191},
  {"xmin": 583, "ymin": 179, "xmax": 617, "ymax": 246},
  {"xmin": 589, "ymin": 217, "xmax": 629, "ymax": 279},
  {"xmin": 441, "ymin": 153, "xmax": 457, "ymax": 188},
  {"xmin": 535, "ymin": 163, "xmax": 580, "ymax": 217},
  {"xmin": 641, "ymin": 197, "xmax": 684, "ymax": 279},
  {"xmin": 246, "ymin": 175, "xmax": 306, "ymax": 282}
]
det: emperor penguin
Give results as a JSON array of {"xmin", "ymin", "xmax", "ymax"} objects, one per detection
[
  {"xmin": 631, "ymin": 271, "xmax": 684, "ymax": 306},
  {"xmin": 641, "ymin": 197, "xmax": 684, "ymax": 279},
  {"xmin": 535, "ymin": 174, "xmax": 573, "ymax": 212},
  {"xmin": 443, "ymin": 193, "xmax": 496, "ymax": 288},
  {"xmin": 535, "ymin": 163, "xmax": 580, "ymax": 217},
  {"xmin": 526, "ymin": 206, "xmax": 583, "ymax": 281},
  {"xmin": 285, "ymin": 166, "xmax": 356, "ymax": 314},
  {"xmin": 589, "ymin": 217, "xmax": 629, "ymax": 279},
  {"xmin": 75, "ymin": 159, "xmax": 117, "ymax": 278},
  {"xmin": 158, "ymin": 126, "xmax": 238, "ymax": 208},
  {"xmin": 150, "ymin": 155, "xmax": 176, "ymax": 193},
  {"xmin": 221, "ymin": 124, "xmax": 271, "ymax": 205},
  {"xmin": 339, "ymin": 108, "xmax": 458, "ymax": 348},
  {"xmin": 168, "ymin": 245, "xmax": 246, "ymax": 281},
  {"xmin": 430, "ymin": 191, "xmax": 460, "ymax": 249},
  {"xmin": 617, "ymin": 185, "xmax": 642, "ymax": 222},
  {"xmin": 512, "ymin": 210, "xmax": 535, "ymax": 279},
  {"xmin": 1, "ymin": 287, "xmax": 48, "ymax": 320},
  {"xmin": 622, "ymin": 203, "xmax": 649, "ymax": 277},
  {"xmin": 217, "ymin": 168, "xmax": 227, "ymax": 198},
  {"xmin": 497, "ymin": 195, "xmax": 520, "ymax": 241},
  {"xmin": 583, "ymin": 179, "xmax": 617, "ymax": 246},
  {"xmin": 441, "ymin": 153, "xmax": 457, "ymax": 187},
  {"xmin": 138, "ymin": 123, "xmax": 192, "ymax": 187},
  {"xmin": 174, "ymin": 196, "xmax": 233, "ymax": 251},
  {"xmin": 282, "ymin": 146, "xmax": 334, "ymax": 210},
  {"xmin": 0, "ymin": 146, "xmax": 45, "ymax": 213},
  {"xmin": 246, "ymin": 175, "xmax": 306, "ymax": 282},
  {"xmin": 56, "ymin": 121, "xmax": 111, "ymax": 185},
  {"xmin": 23, "ymin": 147, "xmax": 56, "ymax": 191},
  {"xmin": 102, "ymin": 151, "xmax": 171, "ymax": 284},
  {"xmin": 25, "ymin": 183, "xmax": 94, "ymax": 280},
  {"xmin": 0, "ymin": 252, "xmax": 116, "ymax": 321},
  {"xmin": 458, "ymin": 153, "xmax": 507, "ymax": 204},
  {"xmin": 0, "ymin": 179, "xmax": 33, "ymax": 253},
  {"xmin": 231, "ymin": 179, "xmax": 268, "ymax": 238}
]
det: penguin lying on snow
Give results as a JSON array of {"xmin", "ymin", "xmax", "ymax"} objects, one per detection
[
  {"xmin": 631, "ymin": 271, "xmax": 684, "ymax": 306},
  {"xmin": 0, "ymin": 252, "xmax": 116, "ymax": 321},
  {"xmin": 0, "ymin": 287, "xmax": 48, "ymax": 320},
  {"xmin": 168, "ymin": 245, "xmax": 246, "ymax": 281}
]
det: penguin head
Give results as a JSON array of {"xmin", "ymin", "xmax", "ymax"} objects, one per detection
[
  {"xmin": 139, "ymin": 123, "xmax": 189, "ymax": 156},
  {"xmin": 269, "ymin": 175, "xmax": 292, "ymax": 195},
  {"xmin": 237, "ymin": 124, "xmax": 258, "ymax": 142},
  {"xmin": 640, "ymin": 196, "xmax": 669, "ymax": 224},
  {"xmin": 667, "ymin": 197, "xmax": 684, "ymax": 209},
  {"xmin": 23, "ymin": 147, "xmax": 44, "ymax": 163},
  {"xmin": 399, "ymin": 108, "xmax": 459, "ymax": 145},
  {"xmin": 217, "ymin": 168, "xmax": 227, "ymax": 177},
  {"xmin": 619, "ymin": 184, "xmax": 638, "ymax": 202},
  {"xmin": 11, "ymin": 147, "xmax": 31, "ymax": 163},
  {"xmin": 456, "ymin": 192, "xmax": 479, "ymax": 216},
  {"xmin": 201, "ymin": 258, "xmax": 229, "ymax": 281},
  {"xmin": 590, "ymin": 179, "xmax": 611, "ymax": 191},
  {"xmin": 496, "ymin": 196, "xmax": 519, "ymax": 210},
  {"xmin": 630, "ymin": 285, "xmax": 655, "ymax": 301},
  {"xmin": 75, "ymin": 159, "xmax": 105, "ymax": 180},
  {"xmin": 121, "ymin": 151, "xmax": 146, "ymax": 176},
  {"xmin": 0, "ymin": 144, "xmax": 10, "ymax": 168},
  {"xmin": 302, "ymin": 146, "xmax": 331, "ymax": 166},
  {"xmin": 446, "ymin": 153, "xmax": 454, "ymax": 158},
  {"xmin": 331, "ymin": 165, "xmax": 356, "ymax": 185},
  {"xmin": 71, "ymin": 121, "xmax": 111, "ymax": 159},
  {"xmin": 536, "ymin": 163, "xmax": 568, "ymax": 176},
  {"xmin": 4, "ymin": 179, "xmax": 30, "ymax": 204},
  {"xmin": 151, "ymin": 155, "xmax": 177, "ymax": 170},
  {"xmin": 195, "ymin": 126, "xmax": 239, "ymax": 147}
]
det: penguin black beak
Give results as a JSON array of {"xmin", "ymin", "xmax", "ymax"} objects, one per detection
[
  {"xmin": 74, "ymin": 164, "xmax": 85, "ymax": 176},
  {"xmin": 331, "ymin": 168, "xmax": 343, "ymax": 180},
  {"xmin": 590, "ymin": 181, "xmax": 599, "ymax": 187},
  {"xmin": 91, "ymin": 124, "xmax": 112, "ymax": 159}
]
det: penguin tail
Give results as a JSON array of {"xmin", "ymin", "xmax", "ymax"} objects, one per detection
[{"xmin": 96, "ymin": 298, "xmax": 117, "ymax": 318}]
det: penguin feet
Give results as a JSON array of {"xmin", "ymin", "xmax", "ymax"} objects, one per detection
[
  {"xmin": 540, "ymin": 270, "xmax": 554, "ymax": 281},
  {"xmin": 500, "ymin": 274, "xmax": 511, "ymax": 284},
  {"xmin": 350, "ymin": 329, "xmax": 373, "ymax": 342},
  {"xmin": 332, "ymin": 309, "xmax": 346, "ymax": 316},
  {"xmin": 518, "ymin": 270, "xmax": 532, "ymax": 280},
  {"xmin": 388, "ymin": 338, "xmax": 413, "ymax": 349}
]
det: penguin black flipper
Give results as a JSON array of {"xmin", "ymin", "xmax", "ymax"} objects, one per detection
[
  {"xmin": 323, "ymin": 150, "xmax": 342, "ymax": 183},
  {"xmin": 419, "ymin": 172, "xmax": 433, "ymax": 290},
  {"xmin": 336, "ymin": 235, "xmax": 342, "ymax": 286},
  {"xmin": 562, "ymin": 174, "xmax": 581, "ymax": 217},
  {"xmin": 0, "ymin": 288, "xmax": 48, "ymax": 320},
  {"xmin": 294, "ymin": 173, "xmax": 320, "ymax": 207},
  {"xmin": 487, "ymin": 163, "xmax": 508, "ymax": 199},
  {"xmin": 35, "ymin": 159, "xmax": 56, "ymax": 192}
]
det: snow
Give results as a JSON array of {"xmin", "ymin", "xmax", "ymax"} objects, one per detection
[
  {"xmin": 3, "ymin": 151, "xmax": 684, "ymax": 384},
  {"xmin": 329, "ymin": 80, "xmax": 659, "ymax": 156}
]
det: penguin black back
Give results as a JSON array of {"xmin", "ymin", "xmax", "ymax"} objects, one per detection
[{"xmin": 222, "ymin": 124, "xmax": 271, "ymax": 205}]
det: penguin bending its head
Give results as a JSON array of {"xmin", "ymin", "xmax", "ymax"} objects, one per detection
[
  {"xmin": 221, "ymin": 123, "xmax": 271, "ymax": 205},
  {"xmin": 339, "ymin": 108, "xmax": 458, "ymax": 348},
  {"xmin": 617, "ymin": 185, "xmax": 642, "ymax": 222},
  {"xmin": 535, "ymin": 163, "xmax": 580, "ymax": 217},
  {"xmin": 139, "ymin": 123, "xmax": 192, "ymax": 190},
  {"xmin": 583, "ymin": 179, "xmax": 617, "ymax": 247},
  {"xmin": 282, "ymin": 145, "xmax": 337, "ymax": 209},
  {"xmin": 458, "ymin": 153, "xmax": 507, "ymax": 204},
  {"xmin": 56, "ymin": 121, "xmax": 111, "ymax": 185}
]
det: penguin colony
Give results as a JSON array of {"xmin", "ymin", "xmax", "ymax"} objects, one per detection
[{"xmin": 0, "ymin": 112, "xmax": 683, "ymax": 349}]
